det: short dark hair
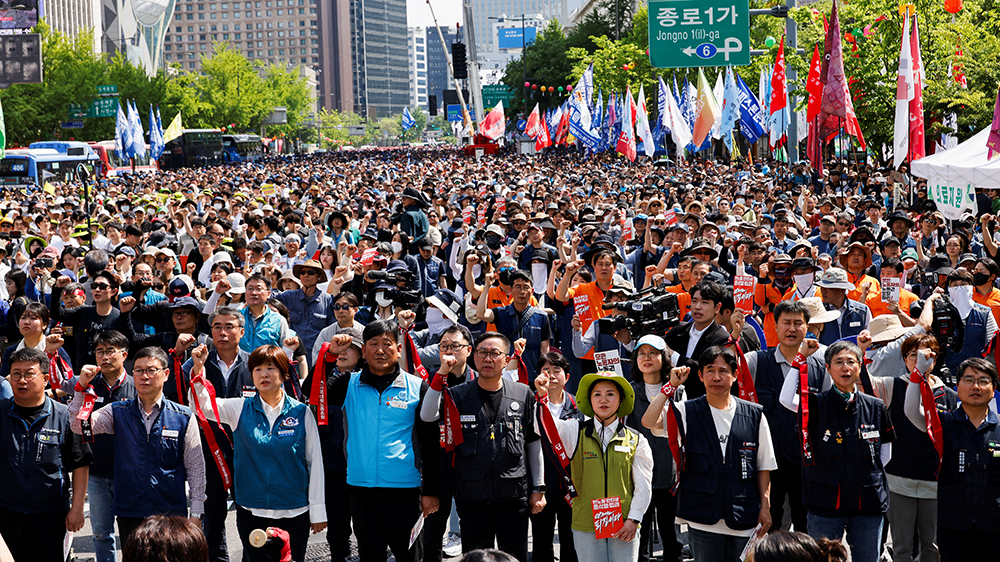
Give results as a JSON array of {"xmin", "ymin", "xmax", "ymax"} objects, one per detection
[
  {"xmin": 774, "ymin": 300, "xmax": 811, "ymax": 324},
  {"xmin": 475, "ymin": 331, "xmax": 511, "ymax": 354},
  {"xmin": 698, "ymin": 345, "xmax": 738, "ymax": 373},
  {"xmin": 979, "ymin": 257, "xmax": 1000, "ymax": 278},
  {"xmin": 134, "ymin": 346, "xmax": 169, "ymax": 370},
  {"xmin": 458, "ymin": 549, "xmax": 519, "ymax": 562},
  {"xmin": 537, "ymin": 352, "xmax": 570, "ymax": 373},
  {"xmin": 958, "ymin": 357, "xmax": 999, "ymax": 388},
  {"xmin": 509, "ymin": 269, "xmax": 532, "ymax": 286},
  {"xmin": 93, "ymin": 270, "xmax": 120, "ymax": 288},
  {"xmin": 754, "ymin": 531, "xmax": 848, "ymax": 562},
  {"xmin": 824, "ymin": 340, "xmax": 862, "ymax": 366},
  {"xmin": 246, "ymin": 274, "xmax": 271, "ymax": 289},
  {"xmin": 9, "ymin": 347, "xmax": 48, "ymax": 374},
  {"xmin": 333, "ymin": 291, "xmax": 360, "ymax": 307},
  {"xmin": 689, "ymin": 280, "xmax": 724, "ymax": 304},
  {"xmin": 94, "ymin": 330, "xmax": 129, "ymax": 351},
  {"xmin": 947, "ymin": 268, "xmax": 974, "ymax": 285},
  {"xmin": 122, "ymin": 515, "xmax": 209, "ymax": 562},
  {"xmin": 19, "ymin": 302, "xmax": 50, "ymax": 325},
  {"xmin": 442, "ymin": 324, "xmax": 473, "ymax": 346},
  {"xmin": 718, "ymin": 286, "xmax": 735, "ymax": 314},
  {"xmin": 247, "ymin": 345, "xmax": 292, "ymax": 381},
  {"xmin": 363, "ymin": 318, "xmax": 401, "ymax": 345}
]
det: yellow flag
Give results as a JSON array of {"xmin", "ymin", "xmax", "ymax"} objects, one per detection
[
  {"xmin": 44, "ymin": 182, "xmax": 56, "ymax": 194},
  {"xmin": 163, "ymin": 111, "xmax": 184, "ymax": 143}
]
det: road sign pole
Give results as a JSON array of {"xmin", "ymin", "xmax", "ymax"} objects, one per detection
[{"xmin": 785, "ymin": 0, "xmax": 799, "ymax": 163}]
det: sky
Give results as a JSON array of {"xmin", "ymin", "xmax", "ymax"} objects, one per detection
[{"xmin": 407, "ymin": 0, "xmax": 463, "ymax": 30}]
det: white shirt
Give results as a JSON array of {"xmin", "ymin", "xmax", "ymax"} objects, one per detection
[
  {"xmin": 193, "ymin": 384, "xmax": 327, "ymax": 523},
  {"xmin": 214, "ymin": 353, "xmax": 240, "ymax": 386},
  {"xmin": 670, "ymin": 321, "xmax": 714, "ymax": 366},
  {"xmin": 654, "ymin": 398, "xmax": 777, "ymax": 537}
]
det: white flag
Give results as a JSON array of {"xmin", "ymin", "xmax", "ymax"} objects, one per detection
[{"xmin": 894, "ymin": 14, "xmax": 914, "ymax": 170}]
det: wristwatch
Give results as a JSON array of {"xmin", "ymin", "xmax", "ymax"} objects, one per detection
[
  {"xmin": 532, "ymin": 485, "xmax": 547, "ymax": 494},
  {"xmin": 630, "ymin": 518, "xmax": 642, "ymax": 527}
]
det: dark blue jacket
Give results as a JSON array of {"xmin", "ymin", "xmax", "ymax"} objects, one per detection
[{"xmin": 938, "ymin": 407, "xmax": 1000, "ymax": 531}]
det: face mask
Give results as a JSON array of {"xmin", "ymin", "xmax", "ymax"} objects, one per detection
[
  {"xmin": 735, "ymin": 198, "xmax": 745, "ymax": 206},
  {"xmin": 773, "ymin": 266, "xmax": 793, "ymax": 291},
  {"xmin": 793, "ymin": 273, "xmax": 814, "ymax": 290},
  {"xmin": 717, "ymin": 224, "xmax": 727, "ymax": 234},
  {"xmin": 471, "ymin": 264, "xmax": 482, "ymax": 278},
  {"xmin": 974, "ymin": 272, "xmax": 992, "ymax": 287},
  {"xmin": 485, "ymin": 235, "xmax": 502, "ymax": 250},
  {"xmin": 390, "ymin": 241, "xmax": 403, "ymax": 254},
  {"xmin": 375, "ymin": 291, "xmax": 393, "ymax": 308},
  {"xmin": 498, "ymin": 267, "xmax": 514, "ymax": 286},
  {"xmin": 121, "ymin": 205, "xmax": 130, "ymax": 211},
  {"xmin": 425, "ymin": 307, "xmax": 453, "ymax": 332},
  {"xmin": 213, "ymin": 203, "xmax": 223, "ymax": 210},
  {"xmin": 949, "ymin": 285, "xmax": 974, "ymax": 318}
]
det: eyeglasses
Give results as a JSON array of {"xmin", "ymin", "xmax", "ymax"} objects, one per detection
[
  {"xmin": 512, "ymin": 221, "xmax": 526, "ymax": 226},
  {"xmin": 946, "ymin": 244, "xmax": 962, "ymax": 249},
  {"xmin": 9, "ymin": 371, "xmax": 41, "ymax": 381},
  {"xmin": 838, "ymin": 222, "xmax": 851, "ymax": 227},
  {"xmin": 959, "ymin": 376, "xmax": 994, "ymax": 387},
  {"xmin": 299, "ymin": 269, "xmax": 319, "ymax": 276},
  {"xmin": 475, "ymin": 349, "xmax": 507, "ymax": 361},
  {"xmin": 831, "ymin": 359, "xmax": 859, "ymax": 368},
  {"xmin": 441, "ymin": 343, "xmax": 470, "ymax": 352},
  {"xmin": 212, "ymin": 323, "xmax": 241, "ymax": 332},
  {"xmin": 246, "ymin": 286, "xmax": 269, "ymax": 293},
  {"xmin": 637, "ymin": 351, "xmax": 660, "ymax": 360},
  {"xmin": 94, "ymin": 348, "xmax": 119, "ymax": 357},
  {"xmin": 92, "ymin": 283, "xmax": 112, "ymax": 291},
  {"xmin": 133, "ymin": 368, "xmax": 164, "ymax": 377}
]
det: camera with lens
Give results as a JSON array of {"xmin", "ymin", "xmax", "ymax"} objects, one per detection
[
  {"xmin": 910, "ymin": 294, "xmax": 964, "ymax": 385},
  {"xmin": 600, "ymin": 286, "xmax": 682, "ymax": 340},
  {"xmin": 368, "ymin": 269, "xmax": 423, "ymax": 308}
]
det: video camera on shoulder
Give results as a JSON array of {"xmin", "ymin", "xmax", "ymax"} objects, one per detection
[
  {"xmin": 368, "ymin": 269, "xmax": 423, "ymax": 308},
  {"xmin": 599, "ymin": 286, "xmax": 682, "ymax": 340},
  {"xmin": 910, "ymin": 295, "xmax": 964, "ymax": 385}
]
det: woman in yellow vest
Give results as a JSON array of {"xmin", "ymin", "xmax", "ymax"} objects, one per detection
[{"xmin": 535, "ymin": 372, "xmax": 654, "ymax": 562}]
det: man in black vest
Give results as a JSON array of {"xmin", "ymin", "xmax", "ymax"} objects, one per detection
[
  {"xmin": 737, "ymin": 299, "xmax": 827, "ymax": 534},
  {"xmin": 420, "ymin": 331, "xmax": 545, "ymax": 562},
  {"xmin": 181, "ymin": 306, "xmax": 253, "ymax": 562},
  {"xmin": 906, "ymin": 356, "xmax": 1000, "ymax": 561},
  {"xmin": 780, "ymin": 340, "xmax": 894, "ymax": 562},
  {"xmin": 662, "ymin": 280, "xmax": 731, "ymax": 398},
  {"xmin": 50, "ymin": 270, "xmax": 122, "ymax": 372},
  {"xmin": 0, "ymin": 348, "xmax": 92, "ymax": 562},
  {"xmin": 641, "ymin": 345, "xmax": 775, "ymax": 561}
]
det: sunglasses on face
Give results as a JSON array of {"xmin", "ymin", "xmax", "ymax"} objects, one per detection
[
  {"xmin": 92, "ymin": 283, "xmax": 112, "ymax": 291},
  {"xmin": 299, "ymin": 269, "xmax": 319, "ymax": 276},
  {"xmin": 331, "ymin": 304, "xmax": 354, "ymax": 311},
  {"xmin": 155, "ymin": 256, "xmax": 171, "ymax": 263}
]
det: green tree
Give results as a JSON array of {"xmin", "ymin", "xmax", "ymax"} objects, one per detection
[
  {"xmin": 196, "ymin": 43, "xmax": 272, "ymax": 129},
  {"xmin": 501, "ymin": 21, "xmax": 574, "ymax": 117}
]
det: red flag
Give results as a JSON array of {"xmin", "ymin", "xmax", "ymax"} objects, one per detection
[
  {"xmin": 480, "ymin": 101, "xmax": 506, "ymax": 140},
  {"xmin": 909, "ymin": 15, "xmax": 926, "ymax": 161},
  {"xmin": 818, "ymin": 0, "xmax": 866, "ymax": 150},
  {"xmin": 515, "ymin": 352, "xmax": 530, "ymax": 385},
  {"xmin": 440, "ymin": 389, "xmax": 464, "ymax": 452},
  {"xmin": 525, "ymin": 104, "xmax": 541, "ymax": 137},
  {"xmin": 555, "ymin": 108, "xmax": 570, "ymax": 145},
  {"xmin": 806, "ymin": 43, "xmax": 823, "ymax": 122},
  {"xmin": 953, "ymin": 46, "xmax": 968, "ymax": 88},
  {"xmin": 616, "ymin": 87, "xmax": 637, "ymax": 161},
  {"xmin": 535, "ymin": 115, "xmax": 552, "ymax": 150},
  {"xmin": 403, "ymin": 329, "xmax": 429, "ymax": 381}
]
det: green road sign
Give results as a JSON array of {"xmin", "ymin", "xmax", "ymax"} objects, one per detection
[
  {"xmin": 97, "ymin": 85, "xmax": 118, "ymax": 94},
  {"xmin": 482, "ymin": 85, "xmax": 513, "ymax": 109},
  {"xmin": 88, "ymin": 97, "xmax": 118, "ymax": 118},
  {"xmin": 648, "ymin": 0, "xmax": 751, "ymax": 69},
  {"xmin": 67, "ymin": 103, "xmax": 88, "ymax": 120}
]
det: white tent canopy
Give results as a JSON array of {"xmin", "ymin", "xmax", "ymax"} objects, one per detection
[{"xmin": 911, "ymin": 127, "xmax": 1000, "ymax": 189}]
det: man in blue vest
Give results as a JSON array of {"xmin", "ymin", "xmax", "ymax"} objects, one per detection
[
  {"xmin": 68, "ymin": 346, "xmax": 207, "ymax": 545},
  {"xmin": 641, "ymin": 345, "xmax": 775, "ymax": 560},
  {"xmin": 0, "ymin": 348, "xmax": 92, "ymax": 562},
  {"xmin": 906, "ymin": 357, "xmax": 1000, "ymax": 561},
  {"xmin": 814, "ymin": 267, "xmax": 871, "ymax": 345},
  {"xmin": 736, "ymin": 299, "xmax": 828, "ymax": 535},
  {"xmin": 238, "ymin": 274, "xmax": 291, "ymax": 353},
  {"xmin": 321, "ymin": 318, "xmax": 441, "ymax": 562}
]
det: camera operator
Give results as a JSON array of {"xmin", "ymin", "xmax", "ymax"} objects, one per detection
[
  {"xmin": 571, "ymin": 279, "xmax": 635, "ymax": 380},
  {"xmin": 363, "ymin": 259, "xmax": 422, "ymax": 323},
  {"xmin": 662, "ymin": 280, "xmax": 730, "ymax": 399},
  {"xmin": 940, "ymin": 269, "xmax": 997, "ymax": 376}
]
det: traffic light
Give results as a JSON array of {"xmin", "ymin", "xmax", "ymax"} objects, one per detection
[
  {"xmin": 429, "ymin": 95, "xmax": 438, "ymax": 116},
  {"xmin": 451, "ymin": 42, "xmax": 468, "ymax": 79}
]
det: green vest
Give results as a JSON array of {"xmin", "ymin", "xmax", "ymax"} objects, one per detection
[{"xmin": 570, "ymin": 422, "xmax": 640, "ymax": 533}]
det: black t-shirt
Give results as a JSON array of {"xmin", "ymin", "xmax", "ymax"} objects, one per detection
[
  {"xmin": 478, "ymin": 385, "xmax": 503, "ymax": 424},
  {"xmin": 14, "ymin": 401, "xmax": 92, "ymax": 471}
]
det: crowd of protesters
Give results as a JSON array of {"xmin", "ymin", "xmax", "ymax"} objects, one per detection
[{"xmin": 0, "ymin": 146, "xmax": 998, "ymax": 562}]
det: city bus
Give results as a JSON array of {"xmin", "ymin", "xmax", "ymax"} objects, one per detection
[
  {"xmin": 160, "ymin": 129, "xmax": 225, "ymax": 169},
  {"xmin": 0, "ymin": 142, "xmax": 100, "ymax": 190},
  {"xmin": 222, "ymin": 134, "xmax": 264, "ymax": 163},
  {"xmin": 88, "ymin": 141, "xmax": 159, "ymax": 177}
]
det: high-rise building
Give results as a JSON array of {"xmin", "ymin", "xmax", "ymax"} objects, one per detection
[
  {"xmin": 406, "ymin": 27, "xmax": 428, "ymax": 111},
  {"xmin": 317, "ymin": 0, "xmax": 352, "ymax": 112},
  {"xmin": 160, "ymin": 0, "xmax": 324, "ymax": 76},
  {"xmin": 96, "ymin": 0, "xmax": 177, "ymax": 75},
  {"xmin": 45, "ymin": 0, "xmax": 100, "ymax": 53},
  {"xmin": 350, "ymin": 0, "xmax": 408, "ymax": 120},
  {"xmin": 424, "ymin": 25, "xmax": 457, "ymax": 117},
  {"xmin": 469, "ymin": 0, "xmax": 569, "ymax": 58}
]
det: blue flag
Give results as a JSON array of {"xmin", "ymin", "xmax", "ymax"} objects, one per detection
[
  {"xmin": 149, "ymin": 104, "xmax": 164, "ymax": 161},
  {"xmin": 594, "ymin": 88, "xmax": 603, "ymax": 131},
  {"xmin": 569, "ymin": 65, "xmax": 600, "ymax": 149},
  {"xmin": 720, "ymin": 67, "xmax": 740, "ymax": 152},
  {"xmin": 154, "ymin": 107, "xmax": 165, "ymax": 160},
  {"xmin": 736, "ymin": 74, "xmax": 766, "ymax": 145},
  {"xmin": 115, "ymin": 102, "xmax": 131, "ymax": 161},
  {"xmin": 128, "ymin": 100, "xmax": 146, "ymax": 160},
  {"xmin": 401, "ymin": 106, "xmax": 415, "ymax": 130}
]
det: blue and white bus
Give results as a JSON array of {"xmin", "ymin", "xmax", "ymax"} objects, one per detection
[
  {"xmin": 222, "ymin": 134, "xmax": 264, "ymax": 163},
  {"xmin": 0, "ymin": 142, "xmax": 100, "ymax": 189}
]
